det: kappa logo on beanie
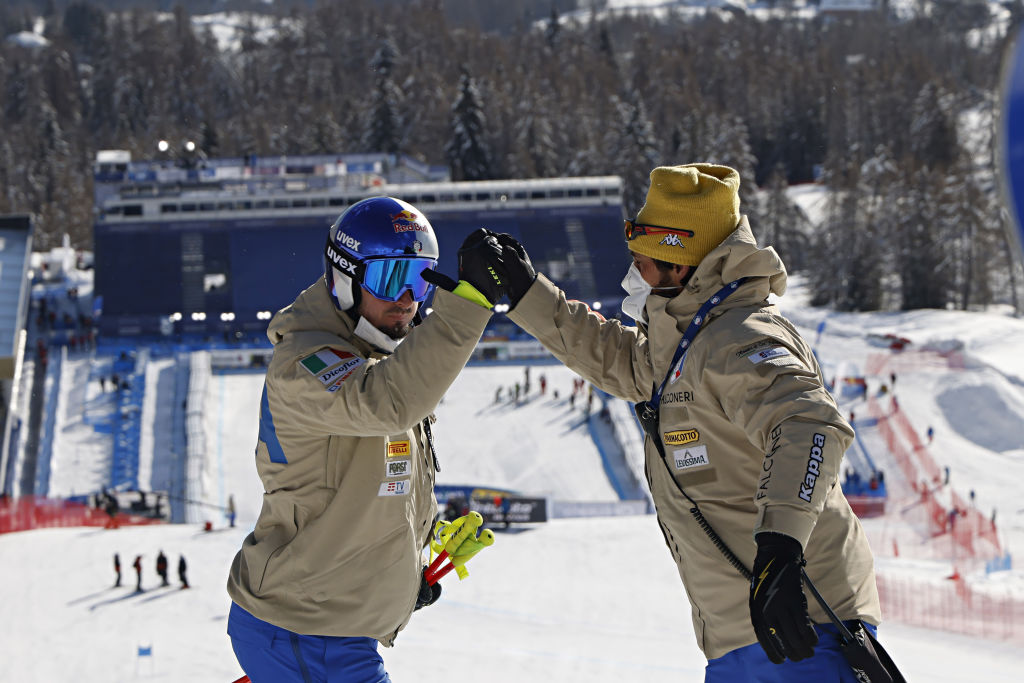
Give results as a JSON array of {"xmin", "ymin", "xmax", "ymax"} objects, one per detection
[{"xmin": 628, "ymin": 164, "xmax": 741, "ymax": 267}]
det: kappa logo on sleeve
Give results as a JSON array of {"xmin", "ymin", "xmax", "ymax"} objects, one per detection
[
  {"xmin": 798, "ymin": 433, "xmax": 827, "ymax": 502},
  {"xmin": 299, "ymin": 348, "xmax": 365, "ymax": 391},
  {"xmin": 378, "ymin": 480, "xmax": 410, "ymax": 497},
  {"xmin": 387, "ymin": 440, "xmax": 411, "ymax": 457}
]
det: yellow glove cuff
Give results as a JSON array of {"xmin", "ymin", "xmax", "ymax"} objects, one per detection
[{"xmin": 452, "ymin": 281, "xmax": 492, "ymax": 309}]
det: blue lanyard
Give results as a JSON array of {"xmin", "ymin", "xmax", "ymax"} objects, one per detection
[{"xmin": 649, "ymin": 278, "xmax": 747, "ymax": 411}]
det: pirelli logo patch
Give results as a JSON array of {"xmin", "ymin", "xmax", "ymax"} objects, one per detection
[
  {"xmin": 387, "ymin": 440, "xmax": 410, "ymax": 457},
  {"xmin": 663, "ymin": 429, "xmax": 699, "ymax": 446}
]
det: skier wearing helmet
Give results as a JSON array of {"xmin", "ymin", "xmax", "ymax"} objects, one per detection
[{"xmin": 227, "ymin": 197, "xmax": 505, "ymax": 682}]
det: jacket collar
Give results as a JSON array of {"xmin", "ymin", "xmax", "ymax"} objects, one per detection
[
  {"xmin": 268, "ymin": 277, "xmax": 385, "ymax": 358},
  {"xmin": 643, "ymin": 216, "xmax": 788, "ymax": 371}
]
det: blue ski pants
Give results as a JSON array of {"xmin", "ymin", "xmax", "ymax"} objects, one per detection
[
  {"xmin": 228, "ymin": 602, "xmax": 391, "ymax": 683},
  {"xmin": 704, "ymin": 621, "xmax": 878, "ymax": 683}
]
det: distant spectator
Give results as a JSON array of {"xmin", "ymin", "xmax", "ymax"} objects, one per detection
[
  {"xmin": 227, "ymin": 494, "xmax": 237, "ymax": 528},
  {"xmin": 113, "ymin": 553, "xmax": 121, "ymax": 588},
  {"xmin": 178, "ymin": 555, "xmax": 189, "ymax": 589},
  {"xmin": 133, "ymin": 555, "xmax": 143, "ymax": 592},
  {"xmin": 926, "ymin": 426, "xmax": 934, "ymax": 444},
  {"xmin": 103, "ymin": 491, "xmax": 120, "ymax": 529},
  {"xmin": 156, "ymin": 551, "xmax": 169, "ymax": 587},
  {"xmin": 444, "ymin": 498, "xmax": 461, "ymax": 522},
  {"xmin": 889, "ymin": 372, "xmax": 896, "ymax": 387}
]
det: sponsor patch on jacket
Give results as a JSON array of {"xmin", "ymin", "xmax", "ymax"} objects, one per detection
[
  {"xmin": 663, "ymin": 429, "xmax": 699, "ymax": 446},
  {"xmin": 378, "ymin": 480, "xmax": 410, "ymax": 496},
  {"xmin": 386, "ymin": 459, "xmax": 411, "ymax": 478},
  {"xmin": 387, "ymin": 440, "xmax": 411, "ymax": 457},
  {"xmin": 672, "ymin": 445, "xmax": 709, "ymax": 471},
  {"xmin": 300, "ymin": 348, "xmax": 365, "ymax": 391},
  {"xmin": 736, "ymin": 339, "xmax": 777, "ymax": 358},
  {"xmin": 798, "ymin": 433, "xmax": 827, "ymax": 502},
  {"xmin": 748, "ymin": 346, "xmax": 791, "ymax": 364}
]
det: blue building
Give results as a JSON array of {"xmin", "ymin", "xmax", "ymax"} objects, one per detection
[{"xmin": 92, "ymin": 151, "xmax": 626, "ymax": 338}]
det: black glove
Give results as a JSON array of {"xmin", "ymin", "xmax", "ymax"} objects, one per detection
[
  {"xmin": 749, "ymin": 532, "xmax": 818, "ymax": 664},
  {"xmin": 414, "ymin": 568, "xmax": 441, "ymax": 611},
  {"xmin": 493, "ymin": 233, "xmax": 537, "ymax": 307},
  {"xmin": 420, "ymin": 229, "xmax": 503, "ymax": 298},
  {"xmin": 456, "ymin": 228, "xmax": 506, "ymax": 305}
]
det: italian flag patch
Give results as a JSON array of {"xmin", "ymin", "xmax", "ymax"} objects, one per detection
[
  {"xmin": 299, "ymin": 349, "xmax": 365, "ymax": 391},
  {"xmin": 300, "ymin": 348, "xmax": 355, "ymax": 375}
]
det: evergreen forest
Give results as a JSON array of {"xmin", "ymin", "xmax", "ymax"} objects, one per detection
[{"xmin": 1, "ymin": 0, "xmax": 1022, "ymax": 311}]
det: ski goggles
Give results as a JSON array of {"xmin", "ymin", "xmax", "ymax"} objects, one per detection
[
  {"xmin": 361, "ymin": 256, "xmax": 437, "ymax": 302},
  {"xmin": 624, "ymin": 218, "xmax": 695, "ymax": 241}
]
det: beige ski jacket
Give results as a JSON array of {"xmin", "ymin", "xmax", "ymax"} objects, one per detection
[
  {"xmin": 227, "ymin": 278, "xmax": 490, "ymax": 645},
  {"xmin": 508, "ymin": 218, "xmax": 880, "ymax": 659}
]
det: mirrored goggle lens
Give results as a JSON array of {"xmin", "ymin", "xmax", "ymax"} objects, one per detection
[{"xmin": 362, "ymin": 257, "xmax": 437, "ymax": 302}]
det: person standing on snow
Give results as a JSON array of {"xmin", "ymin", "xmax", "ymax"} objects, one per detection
[
  {"xmin": 156, "ymin": 550, "xmax": 169, "ymax": 587},
  {"xmin": 132, "ymin": 555, "xmax": 143, "ymax": 592},
  {"xmin": 178, "ymin": 554, "xmax": 189, "ymax": 589},
  {"xmin": 487, "ymin": 164, "xmax": 892, "ymax": 682},
  {"xmin": 226, "ymin": 197, "xmax": 504, "ymax": 682}
]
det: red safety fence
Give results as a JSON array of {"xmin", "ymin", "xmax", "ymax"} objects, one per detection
[
  {"xmin": 865, "ymin": 397, "xmax": 1002, "ymax": 558},
  {"xmin": 877, "ymin": 572, "xmax": 1024, "ymax": 643},
  {"xmin": 847, "ymin": 495, "xmax": 887, "ymax": 518},
  {"xmin": 889, "ymin": 407, "xmax": 943, "ymax": 485},
  {"xmin": 865, "ymin": 350, "xmax": 966, "ymax": 376},
  {"xmin": 0, "ymin": 496, "xmax": 165, "ymax": 534}
]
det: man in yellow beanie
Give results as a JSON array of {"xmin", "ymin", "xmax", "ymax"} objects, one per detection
[{"xmin": 482, "ymin": 164, "xmax": 897, "ymax": 682}]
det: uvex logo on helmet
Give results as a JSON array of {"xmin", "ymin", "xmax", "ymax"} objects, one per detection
[
  {"xmin": 391, "ymin": 210, "xmax": 429, "ymax": 233},
  {"xmin": 325, "ymin": 242, "xmax": 358, "ymax": 276},
  {"xmin": 337, "ymin": 232, "xmax": 361, "ymax": 252}
]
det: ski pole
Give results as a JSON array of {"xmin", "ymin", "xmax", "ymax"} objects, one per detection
[
  {"xmin": 425, "ymin": 510, "xmax": 494, "ymax": 584},
  {"xmin": 425, "ymin": 525, "xmax": 494, "ymax": 584}
]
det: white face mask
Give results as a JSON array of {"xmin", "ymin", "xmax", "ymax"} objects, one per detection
[{"xmin": 620, "ymin": 263, "xmax": 652, "ymax": 323}]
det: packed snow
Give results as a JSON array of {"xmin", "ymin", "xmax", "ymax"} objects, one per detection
[{"xmin": 4, "ymin": 277, "xmax": 1024, "ymax": 680}]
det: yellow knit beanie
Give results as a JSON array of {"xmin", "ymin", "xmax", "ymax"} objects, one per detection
[{"xmin": 628, "ymin": 163, "xmax": 741, "ymax": 267}]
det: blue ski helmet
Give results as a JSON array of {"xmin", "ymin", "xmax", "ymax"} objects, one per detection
[{"xmin": 324, "ymin": 196, "xmax": 440, "ymax": 311}]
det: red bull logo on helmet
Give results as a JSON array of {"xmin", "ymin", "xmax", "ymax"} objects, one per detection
[{"xmin": 391, "ymin": 210, "xmax": 429, "ymax": 234}]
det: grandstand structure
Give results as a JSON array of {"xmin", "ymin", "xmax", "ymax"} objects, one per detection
[
  {"xmin": 93, "ymin": 151, "xmax": 626, "ymax": 338},
  {"xmin": 0, "ymin": 214, "xmax": 34, "ymax": 497}
]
